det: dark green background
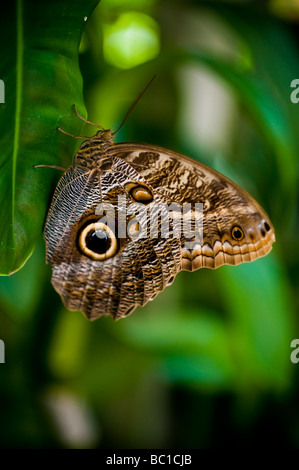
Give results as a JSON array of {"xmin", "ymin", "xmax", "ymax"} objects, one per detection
[{"xmin": 0, "ymin": 0, "xmax": 298, "ymax": 448}]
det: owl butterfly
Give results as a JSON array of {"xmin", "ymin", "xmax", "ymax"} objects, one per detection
[{"xmin": 44, "ymin": 106, "xmax": 275, "ymax": 321}]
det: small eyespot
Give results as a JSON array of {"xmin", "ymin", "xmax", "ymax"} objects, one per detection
[
  {"xmin": 78, "ymin": 222, "xmax": 118, "ymax": 260},
  {"xmin": 126, "ymin": 183, "xmax": 153, "ymax": 203},
  {"xmin": 264, "ymin": 221, "xmax": 271, "ymax": 232},
  {"xmin": 231, "ymin": 226, "xmax": 244, "ymax": 241},
  {"xmin": 131, "ymin": 186, "xmax": 153, "ymax": 203},
  {"xmin": 127, "ymin": 219, "xmax": 141, "ymax": 238}
]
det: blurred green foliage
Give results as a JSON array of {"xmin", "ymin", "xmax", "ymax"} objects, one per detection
[{"xmin": 0, "ymin": 0, "xmax": 299, "ymax": 448}]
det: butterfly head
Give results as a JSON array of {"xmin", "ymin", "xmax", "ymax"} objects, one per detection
[{"xmin": 79, "ymin": 128, "xmax": 115, "ymax": 150}]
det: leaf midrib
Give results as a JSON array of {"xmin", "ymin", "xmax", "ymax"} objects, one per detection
[{"xmin": 12, "ymin": 0, "xmax": 23, "ymax": 246}]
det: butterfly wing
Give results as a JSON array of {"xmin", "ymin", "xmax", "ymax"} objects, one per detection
[
  {"xmin": 45, "ymin": 142, "xmax": 275, "ymax": 321},
  {"xmin": 105, "ymin": 143, "xmax": 275, "ymax": 272},
  {"xmin": 44, "ymin": 157, "xmax": 181, "ymax": 320}
]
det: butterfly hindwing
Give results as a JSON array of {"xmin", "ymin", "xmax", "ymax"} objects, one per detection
[{"xmin": 106, "ymin": 143, "xmax": 275, "ymax": 271}]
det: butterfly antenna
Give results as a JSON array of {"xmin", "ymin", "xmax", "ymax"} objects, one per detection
[
  {"xmin": 73, "ymin": 104, "xmax": 105, "ymax": 130},
  {"xmin": 112, "ymin": 75, "xmax": 156, "ymax": 135},
  {"xmin": 57, "ymin": 127, "xmax": 91, "ymax": 139},
  {"xmin": 34, "ymin": 164, "xmax": 67, "ymax": 171}
]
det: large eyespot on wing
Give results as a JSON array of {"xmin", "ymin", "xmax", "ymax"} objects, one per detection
[
  {"xmin": 77, "ymin": 221, "xmax": 118, "ymax": 260},
  {"xmin": 49, "ymin": 217, "xmax": 146, "ymax": 322},
  {"xmin": 44, "ymin": 161, "xmax": 180, "ymax": 321}
]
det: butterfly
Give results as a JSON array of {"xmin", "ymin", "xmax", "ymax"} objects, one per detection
[{"xmin": 43, "ymin": 105, "xmax": 275, "ymax": 321}]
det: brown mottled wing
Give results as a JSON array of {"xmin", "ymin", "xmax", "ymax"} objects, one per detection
[
  {"xmin": 44, "ymin": 155, "xmax": 181, "ymax": 320},
  {"xmin": 105, "ymin": 143, "xmax": 275, "ymax": 271},
  {"xmin": 45, "ymin": 142, "xmax": 275, "ymax": 321}
]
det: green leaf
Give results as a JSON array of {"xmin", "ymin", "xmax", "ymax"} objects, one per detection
[
  {"xmin": 174, "ymin": 48, "xmax": 297, "ymax": 213},
  {"xmin": 115, "ymin": 307, "xmax": 237, "ymax": 388},
  {"xmin": 0, "ymin": 0, "xmax": 99, "ymax": 275},
  {"xmin": 216, "ymin": 253, "xmax": 295, "ymax": 391},
  {"xmin": 204, "ymin": 3, "xmax": 299, "ymax": 214}
]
